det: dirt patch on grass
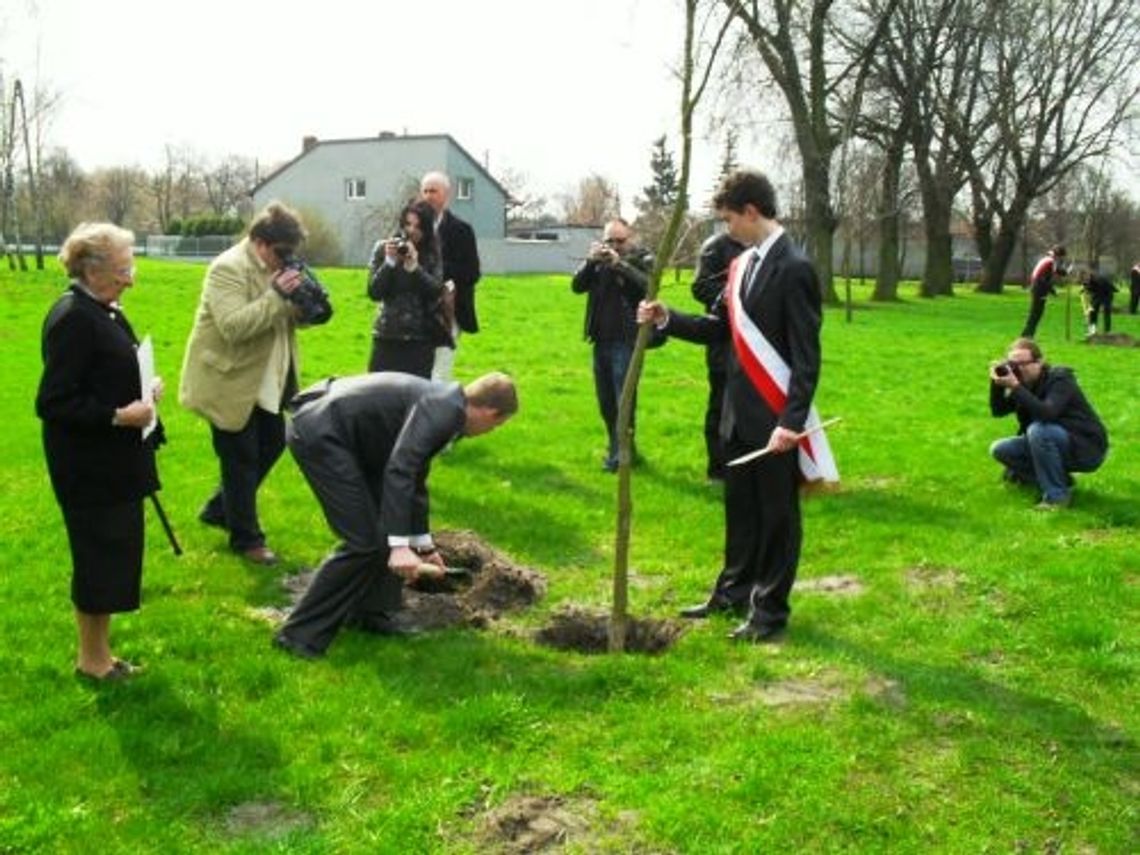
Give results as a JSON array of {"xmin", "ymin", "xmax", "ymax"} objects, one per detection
[
  {"xmin": 798, "ymin": 574, "xmax": 865, "ymax": 596},
  {"xmin": 274, "ymin": 530, "xmax": 546, "ymax": 631},
  {"xmin": 904, "ymin": 565, "xmax": 965, "ymax": 590},
  {"xmin": 534, "ymin": 605, "xmax": 685, "ymax": 654},
  {"xmin": 1084, "ymin": 332, "xmax": 1138, "ymax": 347},
  {"xmin": 474, "ymin": 795, "xmax": 597, "ymax": 853},
  {"xmin": 863, "ymin": 676, "xmax": 907, "ymax": 709},
  {"xmin": 222, "ymin": 800, "xmax": 314, "ymax": 840},
  {"xmin": 758, "ymin": 678, "xmax": 846, "ymax": 707}
]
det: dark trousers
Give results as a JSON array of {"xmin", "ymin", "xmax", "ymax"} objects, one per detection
[
  {"xmin": 201, "ymin": 407, "xmax": 286, "ymax": 551},
  {"xmin": 1130, "ymin": 283, "xmax": 1140, "ymax": 314},
  {"xmin": 368, "ymin": 338, "xmax": 434, "ymax": 378},
  {"xmin": 709, "ymin": 434, "xmax": 801, "ymax": 629},
  {"xmin": 1021, "ymin": 293, "xmax": 1048, "ymax": 338},
  {"xmin": 593, "ymin": 339, "xmax": 637, "ymax": 466},
  {"xmin": 704, "ymin": 344, "xmax": 728, "ymax": 478},
  {"xmin": 1087, "ymin": 297, "xmax": 1113, "ymax": 332},
  {"xmin": 278, "ymin": 419, "xmax": 403, "ymax": 654}
]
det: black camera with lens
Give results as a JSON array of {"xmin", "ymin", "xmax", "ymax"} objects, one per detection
[
  {"xmin": 390, "ymin": 230, "xmax": 411, "ymax": 257},
  {"xmin": 275, "ymin": 253, "xmax": 334, "ymax": 326},
  {"xmin": 994, "ymin": 361, "xmax": 1016, "ymax": 378}
]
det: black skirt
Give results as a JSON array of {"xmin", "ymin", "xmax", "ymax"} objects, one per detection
[{"xmin": 61, "ymin": 500, "xmax": 145, "ymax": 614}]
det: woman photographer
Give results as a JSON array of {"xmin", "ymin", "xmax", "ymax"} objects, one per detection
[
  {"xmin": 36, "ymin": 223, "xmax": 164, "ymax": 681},
  {"xmin": 367, "ymin": 200, "xmax": 451, "ymax": 377}
]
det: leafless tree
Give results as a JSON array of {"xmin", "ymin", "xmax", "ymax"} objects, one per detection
[
  {"xmin": 33, "ymin": 148, "xmax": 88, "ymax": 240},
  {"xmin": 558, "ymin": 174, "xmax": 622, "ymax": 226},
  {"xmin": 94, "ymin": 166, "xmax": 146, "ymax": 226},
  {"xmin": 722, "ymin": 0, "xmax": 900, "ymax": 303},
  {"xmin": 203, "ymin": 154, "xmax": 257, "ymax": 217},
  {"xmin": 960, "ymin": 0, "xmax": 1140, "ymax": 292},
  {"xmin": 609, "ymin": 0, "xmax": 734, "ymax": 651},
  {"xmin": 856, "ymin": 0, "xmax": 963, "ymax": 299}
]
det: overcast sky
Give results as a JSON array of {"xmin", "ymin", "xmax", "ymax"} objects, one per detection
[{"xmin": 1, "ymin": 0, "xmax": 749, "ymax": 217}]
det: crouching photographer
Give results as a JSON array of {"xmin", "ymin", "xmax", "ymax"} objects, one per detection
[
  {"xmin": 366, "ymin": 200, "xmax": 451, "ymax": 378},
  {"xmin": 988, "ymin": 337, "xmax": 1108, "ymax": 510}
]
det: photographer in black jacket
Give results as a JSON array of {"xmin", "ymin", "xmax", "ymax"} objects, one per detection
[
  {"xmin": 691, "ymin": 231, "xmax": 746, "ymax": 480},
  {"xmin": 571, "ymin": 218, "xmax": 653, "ymax": 472},
  {"xmin": 989, "ymin": 337, "xmax": 1107, "ymax": 510}
]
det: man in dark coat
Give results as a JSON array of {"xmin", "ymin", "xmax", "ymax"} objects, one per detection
[
  {"xmin": 273, "ymin": 372, "xmax": 517, "ymax": 658},
  {"xmin": 990, "ymin": 337, "xmax": 1107, "ymax": 509},
  {"xmin": 691, "ymin": 231, "xmax": 746, "ymax": 480},
  {"xmin": 1079, "ymin": 268, "xmax": 1118, "ymax": 334},
  {"xmin": 638, "ymin": 170, "xmax": 837, "ymax": 643},
  {"xmin": 571, "ymin": 218, "xmax": 654, "ymax": 472},
  {"xmin": 421, "ymin": 171, "xmax": 481, "ymax": 382}
]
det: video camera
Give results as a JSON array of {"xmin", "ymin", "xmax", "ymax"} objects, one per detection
[{"xmin": 275, "ymin": 251, "xmax": 334, "ymax": 326}]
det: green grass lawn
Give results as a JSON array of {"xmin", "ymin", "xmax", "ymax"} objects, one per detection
[{"xmin": 0, "ymin": 258, "xmax": 1136, "ymax": 853}]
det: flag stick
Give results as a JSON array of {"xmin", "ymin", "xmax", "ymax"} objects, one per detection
[{"xmin": 726, "ymin": 417, "xmax": 843, "ymax": 468}]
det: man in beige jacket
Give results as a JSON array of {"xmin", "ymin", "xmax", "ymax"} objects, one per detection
[{"xmin": 179, "ymin": 202, "xmax": 307, "ymax": 564}]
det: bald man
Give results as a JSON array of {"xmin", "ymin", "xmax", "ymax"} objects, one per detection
[{"xmin": 420, "ymin": 171, "xmax": 481, "ymax": 381}]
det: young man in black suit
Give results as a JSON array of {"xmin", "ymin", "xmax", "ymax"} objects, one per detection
[
  {"xmin": 421, "ymin": 171, "xmax": 481, "ymax": 381},
  {"xmin": 639, "ymin": 170, "xmax": 836, "ymax": 643},
  {"xmin": 273, "ymin": 371, "xmax": 517, "ymax": 658}
]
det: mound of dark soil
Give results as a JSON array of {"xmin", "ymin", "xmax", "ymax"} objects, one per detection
[
  {"xmin": 534, "ymin": 605, "xmax": 685, "ymax": 654},
  {"xmin": 278, "ymin": 529, "xmax": 546, "ymax": 631}
]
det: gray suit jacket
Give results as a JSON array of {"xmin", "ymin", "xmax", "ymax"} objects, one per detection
[{"xmin": 288, "ymin": 372, "xmax": 465, "ymax": 537}]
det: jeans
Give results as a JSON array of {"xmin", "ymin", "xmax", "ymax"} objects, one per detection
[
  {"xmin": 592, "ymin": 339, "xmax": 636, "ymax": 467},
  {"xmin": 201, "ymin": 407, "xmax": 286, "ymax": 550},
  {"xmin": 991, "ymin": 422, "xmax": 1075, "ymax": 503}
]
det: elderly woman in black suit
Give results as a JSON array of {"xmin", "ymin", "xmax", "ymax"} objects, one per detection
[
  {"xmin": 36, "ymin": 223, "xmax": 164, "ymax": 681},
  {"xmin": 366, "ymin": 199, "xmax": 451, "ymax": 377}
]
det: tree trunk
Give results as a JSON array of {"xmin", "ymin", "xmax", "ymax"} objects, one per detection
[
  {"xmin": 800, "ymin": 146, "xmax": 838, "ymax": 303},
  {"xmin": 872, "ymin": 142, "xmax": 904, "ymax": 301},
  {"xmin": 978, "ymin": 219, "xmax": 1020, "ymax": 293},
  {"xmin": 918, "ymin": 191, "xmax": 954, "ymax": 297}
]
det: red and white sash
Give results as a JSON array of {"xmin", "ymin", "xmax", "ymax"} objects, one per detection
[
  {"xmin": 1031, "ymin": 254, "xmax": 1055, "ymax": 284},
  {"xmin": 725, "ymin": 250, "xmax": 839, "ymax": 483}
]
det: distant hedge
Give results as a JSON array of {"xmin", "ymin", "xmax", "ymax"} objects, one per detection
[{"xmin": 167, "ymin": 215, "xmax": 245, "ymax": 237}]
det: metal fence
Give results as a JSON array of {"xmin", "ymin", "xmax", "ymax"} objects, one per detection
[{"xmin": 144, "ymin": 235, "xmax": 237, "ymax": 259}]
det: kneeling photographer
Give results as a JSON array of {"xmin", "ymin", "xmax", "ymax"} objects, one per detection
[
  {"xmin": 367, "ymin": 200, "xmax": 452, "ymax": 378},
  {"xmin": 988, "ymin": 337, "xmax": 1108, "ymax": 510}
]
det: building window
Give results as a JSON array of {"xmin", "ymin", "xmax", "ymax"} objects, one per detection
[
  {"xmin": 456, "ymin": 177, "xmax": 474, "ymax": 200},
  {"xmin": 345, "ymin": 178, "xmax": 366, "ymax": 200}
]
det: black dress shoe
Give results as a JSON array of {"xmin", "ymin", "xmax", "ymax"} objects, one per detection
[
  {"xmin": 273, "ymin": 633, "xmax": 324, "ymax": 659},
  {"xmin": 728, "ymin": 621, "xmax": 786, "ymax": 643},
  {"xmin": 680, "ymin": 599, "xmax": 735, "ymax": 619}
]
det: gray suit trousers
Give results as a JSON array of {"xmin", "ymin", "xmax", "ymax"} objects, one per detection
[{"xmin": 279, "ymin": 421, "xmax": 403, "ymax": 653}]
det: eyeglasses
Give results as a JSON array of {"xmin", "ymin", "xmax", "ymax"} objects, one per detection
[
  {"xmin": 1007, "ymin": 358, "xmax": 1037, "ymax": 367},
  {"xmin": 112, "ymin": 265, "xmax": 136, "ymax": 280},
  {"xmin": 604, "ymin": 237, "xmax": 627, "ymax": 246}
]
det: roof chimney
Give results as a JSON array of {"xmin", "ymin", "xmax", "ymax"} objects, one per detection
[{"xmin": 302, "ymin": 135, "xmax": 318, "ymax": 153}]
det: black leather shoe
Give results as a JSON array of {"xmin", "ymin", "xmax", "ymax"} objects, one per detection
[
  {"xmin": 273, "ymin": 633, "xmax": 324, "ymax": 659},
  {"xmin": 680, "ymin": 599, "xmax": 735, "ymax": 619},
  {"xmin": 728, "ymin": 621, "xmax": 786, "ymax": 643}
]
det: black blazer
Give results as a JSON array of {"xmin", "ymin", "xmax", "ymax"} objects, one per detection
[
  {"xmin": 665, "ymin": 234, "xmax": 823, "ymax": 445},
  {"xmin": 288, "ymin": 373, "xmax": 466, "ymax": 537},
  {"xmin": 438, "ymin": 210, "xmax": 481, "ymax": 333},
  {"xmin": 36, "ymin": 286, "xmax": 161, "ymax": 507}
]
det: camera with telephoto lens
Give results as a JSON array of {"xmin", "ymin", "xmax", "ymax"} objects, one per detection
[
  {"xmin": 994, "ymin": 361, "xmax": 1017, "ymax": 378},
  {"xmin": 275, "ymin": 251, "xmax": 334, "ymax": 326}
]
